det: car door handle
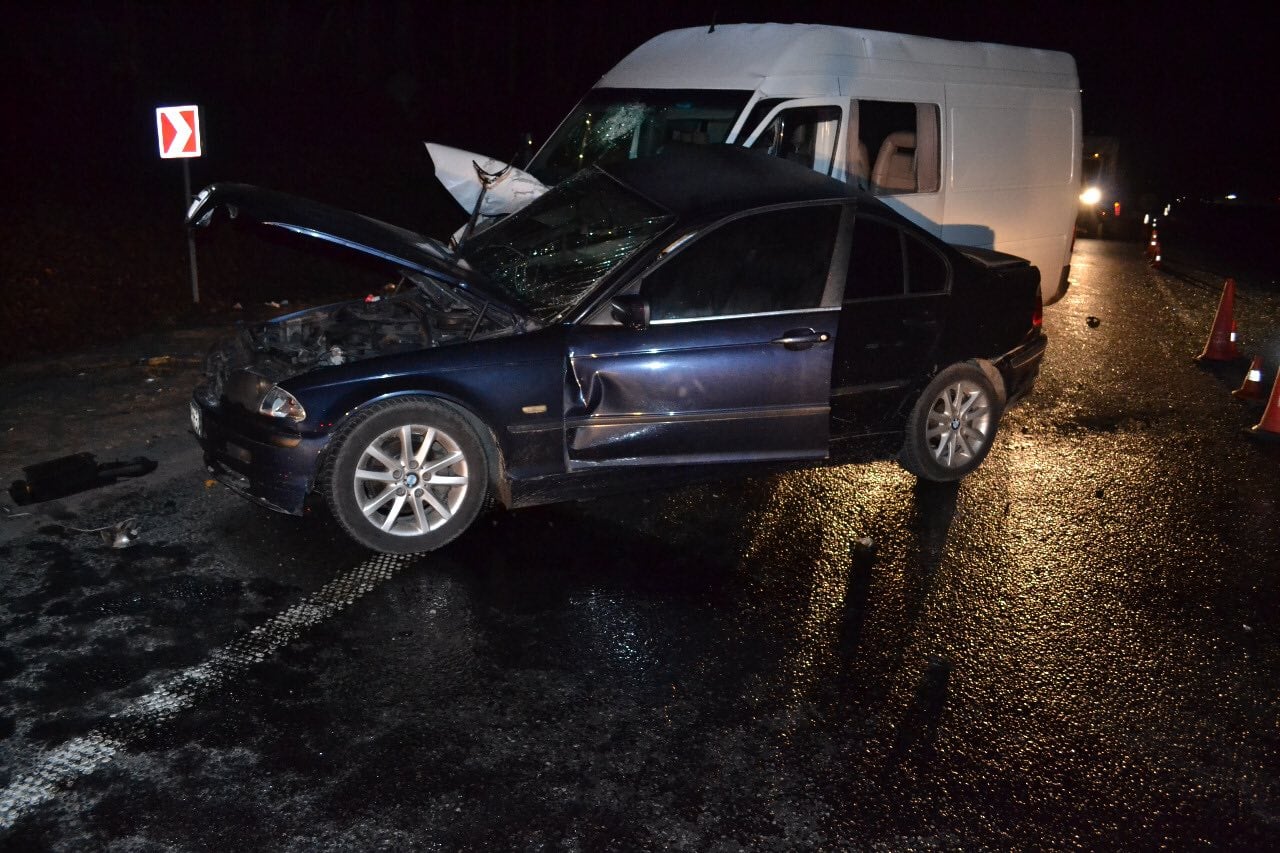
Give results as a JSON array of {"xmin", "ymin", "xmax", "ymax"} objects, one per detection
[
  {"xmin": 902, "ymin": 317, "xmax": 939, "ymax": 331},
  {"xmin": 772, "ymin": 328, "xmax": 830, "ymax": 350}
]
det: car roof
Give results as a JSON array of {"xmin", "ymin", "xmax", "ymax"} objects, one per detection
[{"xmin": 596, "ymin": 144, "xmax": 872, "ymax": 221}]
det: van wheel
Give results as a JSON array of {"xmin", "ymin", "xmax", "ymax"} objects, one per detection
[
  {"xmin": 898, "ymin": 363, "xmax": 1002, "ymax": 482},
  {"xmin": 325, "ymin": 398, "xmax": 491, "ymax": 553}
]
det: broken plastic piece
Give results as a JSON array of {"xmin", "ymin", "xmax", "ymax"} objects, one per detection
[
  {"xmin": 8, "ymin": 453, "xmax": 158, "ymax": 505},
  {"xmin": 8, "ymin": 452, "xmax": 98, "ymax": 505}
]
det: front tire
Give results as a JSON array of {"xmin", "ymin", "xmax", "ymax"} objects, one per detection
[
  {"xmin": 325, "ymin": 398, "xmax": 491, "ymax": 553},
  {"xmin": 898, "ymin": 362, "xmax": 1002, "ymax": 482}
]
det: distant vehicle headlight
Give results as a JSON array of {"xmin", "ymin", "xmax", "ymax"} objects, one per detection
[
  {"xmin": 1079, "ymin": 186, "xmax": 1102, "ymax": 206},
  {"xmin": 259, "ymin": 386, "xmax": 307, "ymax": 421}
]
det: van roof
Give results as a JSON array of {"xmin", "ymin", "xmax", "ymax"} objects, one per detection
[{"xmin": 597, "ymin": 23, "xmax": 1078, "ymax": 93}]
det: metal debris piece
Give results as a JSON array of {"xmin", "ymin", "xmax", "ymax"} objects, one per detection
[
  {"xmin": 65, "ymin": 517, "xmax": 141, "ymax": 548},
  {"xmin": 105, "ymin": 519, "xmax": 141, "ymax": 548}
]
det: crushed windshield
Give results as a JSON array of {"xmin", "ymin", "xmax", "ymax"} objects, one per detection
[
  {"xmin": 527, "ymin": 88, "xmax": 752, "ymax": 185},
  {"xmin": 457, "ymin": 170, "xmax": 672, "ymax": 323}
]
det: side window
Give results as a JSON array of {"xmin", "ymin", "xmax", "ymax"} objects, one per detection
[
  {"xmin": 858, "ymin": 100, "xmax": 941, "ymax": 195},
  {"xmin": 905, "ymin": 233, "xmax": 949, "ymax": 294},
  {"xmin": 749, "ymin": 106, "xmax": 843, "ymax": 176},
  {"xmin": 641, "ymin": 206, "xmax": 841, "ymax": 321},
  {"xmin": 737, "ymin": 97, "xmax": 788, "ymax": 142},
  {"xmin": 845, "ymin": 217, "xmax": 905, "ymax": 300}
]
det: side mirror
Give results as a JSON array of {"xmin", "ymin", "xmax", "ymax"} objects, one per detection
[{"xmin": 610, "ymin": 294, "xmax": 650, "ymax": 331}]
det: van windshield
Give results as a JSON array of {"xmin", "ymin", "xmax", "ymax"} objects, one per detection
[{"xmin": 527, "ymin": 88, "xmax": 752, "ymax": 185}]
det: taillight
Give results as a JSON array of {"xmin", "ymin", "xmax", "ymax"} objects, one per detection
[{"xmin": 1032, "ymin": 288, "xmax": 1043, "ymax": 329}]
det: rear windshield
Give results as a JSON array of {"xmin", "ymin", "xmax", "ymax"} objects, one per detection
[
  {"xmin": 457, "ymin": 169, "xmax": 672, "ymax": 323},
  {"xmin": 527, "ymin": 88, "xmax": 752, "ymax": 185}
]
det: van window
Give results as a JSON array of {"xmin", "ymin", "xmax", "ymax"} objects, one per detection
[
  {"xmin": 859, "ymin": 101, "xmax": 941, "ymax": 195},
  {"xmin": 749, "ymin": 106, "xmax": 842, "ymax": 176},
  {"xmin": 642, "ymin": 205, "xmax": 841, "ymax": 321},
  {"xmin": 528, "ymin": 88, "xmax": 752, "ymax": 185},
  {"xmin": 737, "ymin": 98, "xmax": 788, "ymax": 143}
]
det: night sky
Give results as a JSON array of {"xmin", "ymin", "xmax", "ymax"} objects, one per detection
[{"xmin": 3, "ymin": 1, "xmax": 1274, "ymax": 222}]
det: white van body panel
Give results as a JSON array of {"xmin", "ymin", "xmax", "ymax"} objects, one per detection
[
  {"xmin": 595, "ymin": 24, "xmax": 1080, "ymax": 302},
  {"xmin": 428, "ymin": 25, "xmax": 1080, "ymax": 302},
  {"xmin": 425, "ymin": 142, "xmax": 547, "ymax": 216},
  {"xmin": 598, "ymin": 24, "xmax": 1077, "ymax": 90}
]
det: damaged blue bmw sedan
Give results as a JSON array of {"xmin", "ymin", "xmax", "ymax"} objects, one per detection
[{"xmin": 188, "ymin": 145, "xmax": 1046, "ymax": 553}]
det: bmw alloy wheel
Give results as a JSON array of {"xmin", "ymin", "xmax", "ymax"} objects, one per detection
[
  {"xmin": 352, "ymin": 423, "xmax": 471, "ymax": 536},
  {"xmin": 924, "ymin": 379, "xmax": 995, "ymax": 469},
  {"xmin": 899, "ymin": 362, "xmax": 1003, "ymax": 482},
  {"xmin": 325, "ymin": 397, "xmax": 492, "ymax": 553}
]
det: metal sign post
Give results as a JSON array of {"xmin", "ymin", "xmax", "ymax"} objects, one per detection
[
  {"xmin": 182, "ymin": 159, "xmax": 200, "ymax": 303},
  {"xmin": 156, "ymin": 105, "xmax": 203, "ymax": 303}
]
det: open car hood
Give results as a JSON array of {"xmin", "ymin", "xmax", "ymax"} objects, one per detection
[{"xmin": 185, "ymin": 182, "xmax": 522, "ymax": 313}]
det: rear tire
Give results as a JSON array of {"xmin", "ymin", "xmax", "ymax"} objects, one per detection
[
  {"xmin": 898, "ymin": 362, "xmax": 1002, "ymax": 482},
  {"xmin": 324, "ymin": 397, "xmax": 492, "ymax": 553}
]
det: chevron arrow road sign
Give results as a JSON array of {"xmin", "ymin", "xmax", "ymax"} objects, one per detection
[{"xmin": 156, "ymin": 105, "xmax": 202, "ymax": 158}]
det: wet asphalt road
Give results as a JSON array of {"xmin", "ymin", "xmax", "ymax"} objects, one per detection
[{"xmin": 1, "ymin": 240, "xmax": 1278, "ymax": 851}]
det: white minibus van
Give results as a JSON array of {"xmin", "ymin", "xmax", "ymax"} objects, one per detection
[{"xmin": 432, "ymin": 23, "xmax": 1081, "ymax": 302}]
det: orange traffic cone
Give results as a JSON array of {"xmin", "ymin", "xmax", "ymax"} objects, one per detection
[
  {"xmin": 1246, "ymin": 370, "xmax": 1280, "ymax": 442},
  {"xmin": 1196, "ymin": 278, "xmax": 1242, "ymax": 361},
  {"xmin": 1232, "ymin": 355, "xmax": 1267, "ymax": 401},
  {"xmin": 1148, "ymin": 235, "xmax": 1163, "ymax": 269}
]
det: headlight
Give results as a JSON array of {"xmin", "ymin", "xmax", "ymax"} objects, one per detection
[
  {"xmin": 259, "ymin": 386, "xmax": 307, "ymax": 421},
  {"xmin": 1079, "ymin": 186, "xmax": 1102, "ymax": 206}
]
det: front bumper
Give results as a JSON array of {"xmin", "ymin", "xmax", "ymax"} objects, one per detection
[
  {"xmin": 190, "ymin": 392, "xmax": 327, "ymax": 516},
  {"xmin": 996, "ymin": 332, "xmax": 1048, "ymax": 407}
]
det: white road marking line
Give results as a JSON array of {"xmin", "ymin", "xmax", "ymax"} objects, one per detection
[{"xmin": 0, "ymin": 553, "xmax": 415, "ymax": 830}]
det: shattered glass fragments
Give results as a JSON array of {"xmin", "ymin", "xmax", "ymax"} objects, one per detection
[{"xmin": 459, "ymin": 171, "xmax": 672, "ymax": 323}]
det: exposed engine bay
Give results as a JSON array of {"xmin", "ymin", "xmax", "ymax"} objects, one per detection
[
  {"xmin": 201, "ymin": 273, "xmax": 523, "ymax": 403},
  {"xmin": 262, "ymin": 274, "xmax": 515, "ymax": 364}
]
